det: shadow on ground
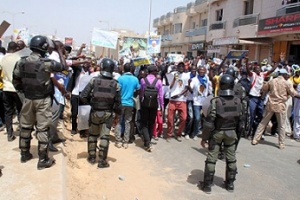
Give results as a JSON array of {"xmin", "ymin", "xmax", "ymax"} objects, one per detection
[{"xmin": 187, "ymin": 169, "xmax": 225, "ymax": 190}]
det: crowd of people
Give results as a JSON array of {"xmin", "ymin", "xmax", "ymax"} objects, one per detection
[{"xmin": 0, "ymin": 35, "xmax": 299, "ymax": 193}]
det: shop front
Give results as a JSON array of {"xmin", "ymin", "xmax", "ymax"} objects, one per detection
[
  {"xmin": 187, "ymin": 41, "xmax": 206, "ymax": 58},
  {"xmin": 258, "ymin": 13, "xmax": 300, "ymax": 64}
]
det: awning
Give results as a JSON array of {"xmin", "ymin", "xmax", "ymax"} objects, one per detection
[{"xmin": 238, "ymin": 37, "xmax": 272, "ymax": 44}]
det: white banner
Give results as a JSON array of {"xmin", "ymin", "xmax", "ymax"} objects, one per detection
[
  {"xmin": 13, "ymin": 28, "xmax": 30, "ymax": 45},
  {"xmin": 91, "ymin": 28, "xmax": 119, "ymax": 49}
]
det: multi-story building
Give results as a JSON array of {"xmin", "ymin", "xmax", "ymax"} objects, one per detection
[{"xmin": 154, "ymin": 0, "xmax": 300, "ymax": 64}]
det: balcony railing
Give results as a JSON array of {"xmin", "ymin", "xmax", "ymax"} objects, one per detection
[
  {"xmin": 233, "ymin": 13, "xmax": 259, "ymax": 28},
  {"xmin": 185, "ymin": 30, "xmax": 194, "ymax": 37},
  {"xmin": 185, "ymin": 26, "xmax": 207, "ymax": 37},
  {"xmin": 195, "ymin": 0, "xmax": 208, "ymax": 6},
  {"xmin": 210, "ymin": 21, "xmax": 226, "ymax": 30},
  {"xmin": 161, "ymin": 35, "xmax": 173, "ymax": 41},
  {"xmin": 277, "ymin": 2, "xmax": 300, "ymax": 16}
]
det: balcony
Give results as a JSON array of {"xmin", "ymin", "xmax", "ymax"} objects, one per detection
[
  {"xmin": 194, "ymin": 0, "xmax": 208, "ymax": 12},
  {"xmin": 185, "ymin": 29, "xmax": 194, "ymax": 37},
  {"xmin": 174, "ymin": 6, "xmax": 186, "ymax": 14},
  {"xmin": 186, "ymin": 2, "xmax": 197, "ymax": 16},
  {"xmin": 277, "ymin": 2, "xmax": 300, "ymax": 16},
  {"xmin": 161, "ymin": 34, "xmax": 173, "ymax": 46},
  {"xmin": 165, "ymin": 12, "xmax": 173, "ymax": 24},
  {"xmin": 233, "ymin": 13, "xmax": 259, "ymax": 28},
  {"xmin": 195, "ymin": 0, "xmax": 208, "ymax": 6},
  {"xmin": 160, "ymin": 15, "xmax": 166, "ymax": 25},
  {"xmin": 153, "ymin": 18, "xmax": 159, "ymax": 28},
  {"xmin": 161, "ymin": 34, "xmax": 173, "ymax": 41},
  {"xmin": 185, "ymin": 26, "xmax": 207, "ymax": 37},
  {"xmin": 210, "ymin": 21, "xmax": 226, "ymax": 30}
]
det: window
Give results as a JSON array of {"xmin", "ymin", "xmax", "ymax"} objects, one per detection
[
  {"xmin": 244, "ymin": 0, "xmax": 254, "ymax": 15},
  {"xmin": 174, "ymin": 23, "xmax": 182, "ymax": 33},
  {"xmin": 192, "ymin": 22, "xmax": 196, "ymax": 29},
  {"xmin": 216, "ymin": 9, "xmax": 223, "ymax": 21},
  {"xmin": 201, "ymin": 19, "xmax": 208, "ymax": 26}
]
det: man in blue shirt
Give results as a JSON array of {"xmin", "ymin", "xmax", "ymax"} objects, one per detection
[{"xmin": 115, "ymin": 63, "xmax": 140, "ymax": 148}]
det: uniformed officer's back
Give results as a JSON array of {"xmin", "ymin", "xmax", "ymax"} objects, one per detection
[{"xmin": 201, "ymin": 74, "xmax": 243, "ymax": 194}]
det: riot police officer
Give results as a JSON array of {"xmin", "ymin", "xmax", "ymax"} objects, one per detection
[
  {"xmin": 200, "ymin": 74, "xmax": 243, "ymax": 193},
  {"xmin": 13, "ymin": 35, "xmax": 67, "ymax": 170},
  {"xmin": 80, "ymin": 58, "xmax": 121, "ymax": 168}
]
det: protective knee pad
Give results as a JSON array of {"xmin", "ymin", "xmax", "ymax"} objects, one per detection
[
  {"xmin": 226, "ymin": 159, "xmax": 237, "ymax": 172},
  {"xmin": 19, "ymin": 128, "xmax": 33, "ymax": 150},
  {"xmin": 88, "ymin": 135, "xmax": 98, "ymax": 156},
  {"xmin": 36, "ymin": 128, "xmax": 50, "ymax": 143},
  {"xmin": 99, "ymin": 134, "xmax": 110, "ymax": 160},
  {"xmin": 205, "ymin": 160, "xmax": 216, "ymax": 173}
]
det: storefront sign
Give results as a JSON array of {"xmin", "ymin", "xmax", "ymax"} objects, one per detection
[
  {"xmin": 207, "ymin": 45, "xmax": 220, "ymax": 53},
  {"xmin": 258, "ymin": 13, "xmax": 300, "ymax": 35},
  {"xmin": 212, "ymin": 36, "xmax": 239, "ymax": 46},
  {"xmin": 191, "ymin": 42, "xmax": 204, "ymax": 50},
  {"xmin": 226, "ymin": 50, "xmax": 248, "ymax": 59}
]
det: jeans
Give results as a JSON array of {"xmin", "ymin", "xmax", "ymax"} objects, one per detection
[
  {"xmin": 184, "ymin": 100, "xmax": 194, "ymax": 136},
  {"xmin": 248, "ymin": 96, "xmax": 264, "ymax": 137},
  {"xmin": 192, "ymin": 105, "xmax": 202, "ymax": 138},
  {"xmin": 115, "ymin": 106, "xmax": 133, "ymax": 143}
]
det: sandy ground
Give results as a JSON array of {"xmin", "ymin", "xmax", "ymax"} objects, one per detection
[{"xmin": 63, "ymin": 124, "xmax": 172, "ymax": 200}]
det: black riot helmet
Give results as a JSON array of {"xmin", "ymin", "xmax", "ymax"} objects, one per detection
[
  {"xmin": 100, "ymin": 58, "xmax": 115, "ymax": 78},
  {"xmin": 225, "ymin": 67, "xmax": 236, "ymax": 78},
  {"xmin": 218, "ymin": 74, "xmax": 235, "ymax": 96},
  {"xmin": 29, "ymin": 35, "xmax": 49, "ymax": 54}
]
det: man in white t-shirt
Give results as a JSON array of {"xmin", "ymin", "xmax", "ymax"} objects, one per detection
[
  {"xmin": 245, "ymin": 58, "xmax": 276, "ymax": 138},
  {"xmin": 166, "ymin": 62, "xmax": 189, "ymax": 142},
  {"xmin": 191, "ymin": 66, "xmax": 212, "ymax": 140}
]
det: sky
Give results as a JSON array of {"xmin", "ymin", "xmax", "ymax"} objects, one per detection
[{"xmin": 1, "ymin": 0, "xmax": 192, "ymax": 45}]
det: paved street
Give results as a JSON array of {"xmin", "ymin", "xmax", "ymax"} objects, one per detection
[{"xmin": 1, "ymin": 123, "xmax": 300, "ymax": 200}]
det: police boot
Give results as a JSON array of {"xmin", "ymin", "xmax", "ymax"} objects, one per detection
[
  {"xmin": 202, "ymin": 171, "xmax": 215, "ymax": 194},
  {"xmin": 225, "ymin": 169, "xmax": 237, "ymax": 192},
  {"xmin": 87, "ymin": 155, "xmax": 96, "ymax": 164},
  {"xmin": 37, "ymin": 143, "xmax": 55, "ymax": 170},
  {"xmin": 98, "ymin": 141, "xmax": 110, "ymax": 168},
  {"xmin": 48, "ymin": 140, "xmax": 58, "ymax": 152},
  {"xmin": 20, "ymin": 150, "xmax": 33, "ymax": 163}
]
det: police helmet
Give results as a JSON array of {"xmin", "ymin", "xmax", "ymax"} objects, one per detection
[
  {"xmin": 218, "ymin": 74, "xmax": 235, "ymax": 96},
  {"xmin": 29, "ymin": 35, "xmax": 49, "ymax": 53},
  {"xmin": 100, "ymin": 58, "xmax": 115, "ymax": 78},
  {"xmin": 225, "ymin": 68, "xmax": 236, "ymax": 78}
]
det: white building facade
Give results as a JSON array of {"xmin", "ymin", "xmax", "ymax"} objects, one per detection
[{"xmin": 154, "ymin": 0, "xmax": 300, "ymax": 64}]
